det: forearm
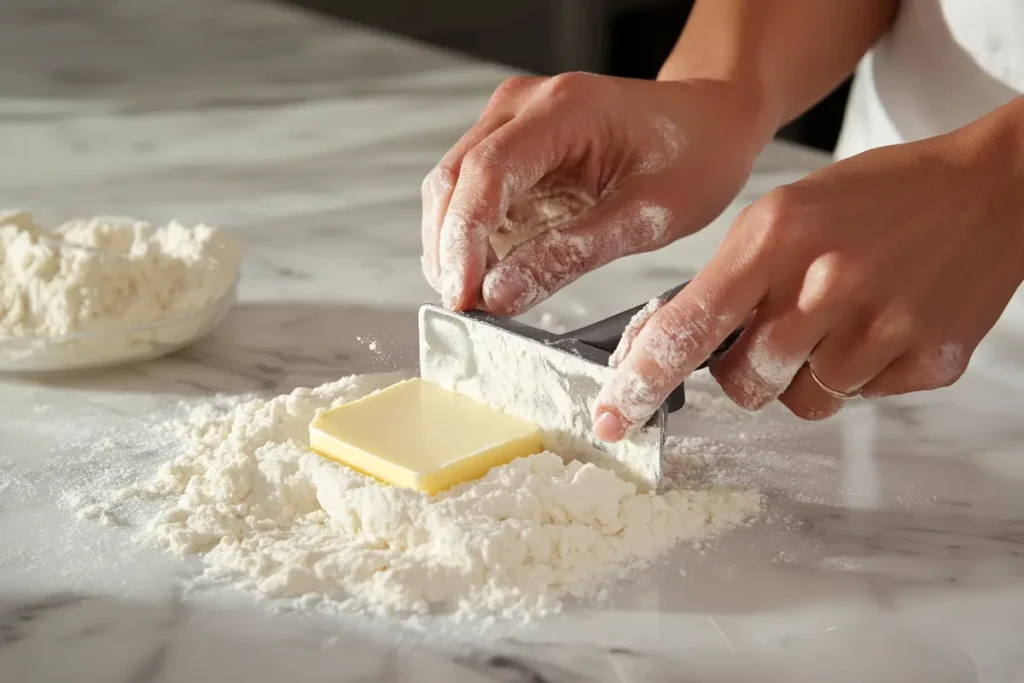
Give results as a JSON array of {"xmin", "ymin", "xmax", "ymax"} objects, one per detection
[
  {"xmin": 658, "ymin": 0, "xmax": 900, "ymax": 143},
  {"xmin": 952, "ymin": 96, "xmax": 1024, "ymax": 247},
  {"xmin": 961, "ymin": 96, "xmax": 1024, "ymax": 182}
]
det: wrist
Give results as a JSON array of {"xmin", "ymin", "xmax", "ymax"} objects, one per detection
[
  {"xmin": 657, "ymin": 72, "xmax": 781, "ymax": 169},
  {"xmin": 657, "ymin": 58, "xmax": 781, "ymax": 160},
  {"xmin": 992, "ymin": 96, "xmax": 1024, "ymax": 188},
  {"xmin": 954, "ymin": 97, "xmax": 1024, "ymax": 208},
  {"xmin": 945, "ymin": 96, "xmax": 1024, "ymax": 275},
  {"xmin": 995, "ymin": 98, "xmax": 1024, "ymax": 277}
]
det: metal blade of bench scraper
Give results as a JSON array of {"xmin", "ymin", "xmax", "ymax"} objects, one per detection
[{"xmin": 418, "ymin": 304, "xmax": 666, "ymax": 490}]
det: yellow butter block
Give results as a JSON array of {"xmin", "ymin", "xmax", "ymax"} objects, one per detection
[{"xmin": 309, "ymin": 378, "xmax": 543, "ymax": 494}]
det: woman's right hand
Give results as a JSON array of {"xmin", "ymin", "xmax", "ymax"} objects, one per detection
[{"xmin": 420, "ymin": 72, "xmax": 776, "ymax": 314}]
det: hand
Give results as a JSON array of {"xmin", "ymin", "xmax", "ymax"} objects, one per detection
[
  {"xmin": 594, "ymin": 98, "xmax": 1024, "ymax": 440},
  {"xmin": 421, "ymin": 72, "xmax": 772, "ymax": 313}
]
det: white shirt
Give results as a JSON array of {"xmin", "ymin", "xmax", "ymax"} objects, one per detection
[{"xmin": 835, "ymin": 0, "xmax": 1024, "ymax": 160}]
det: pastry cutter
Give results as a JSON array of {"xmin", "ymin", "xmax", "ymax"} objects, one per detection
[{"xmin": 419, "ymin": 281, "xmax": 740, "ymax": 491}]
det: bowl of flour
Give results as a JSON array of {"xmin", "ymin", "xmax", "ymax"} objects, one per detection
[{"xmin": 0, "ymin": 210, "xmax": 241, "ymax": 372}]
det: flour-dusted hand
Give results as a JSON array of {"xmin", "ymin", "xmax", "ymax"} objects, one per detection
[
  {"xmin": 594, "ymin": 98, "xmax": 1024, "ymax": 440},
  {"xmin": 420, "ymin": 74, "xmax": 773, "ymax": 313}
]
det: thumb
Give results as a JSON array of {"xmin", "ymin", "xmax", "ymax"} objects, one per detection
[
  {"xmin": 592, "ymin": 242, "xmax": 766, "ymax": 441},
  {"xmin": 482, "ymin": 186, "xmax": 676, "ymax": 316}
]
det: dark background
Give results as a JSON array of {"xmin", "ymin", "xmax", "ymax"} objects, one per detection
[{"xmin": 283, "ymin": 0, "xmax": 852, "ymax": 152}]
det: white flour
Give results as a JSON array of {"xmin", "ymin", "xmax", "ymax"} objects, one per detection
[
  {"xmin": 0, "ymin": 210, "xmax": 240, "ymax": 368},
  {"xmin": 108, "ymin": 372, "xmax": 760, "ymax": 623}
]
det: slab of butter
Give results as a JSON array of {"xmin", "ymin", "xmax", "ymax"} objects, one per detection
[{"xmin": 309, "ymin": 378, "xmax": 543, "ymax": 494}]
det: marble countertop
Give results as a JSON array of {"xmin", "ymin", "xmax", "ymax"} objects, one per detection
[{"xmin": 2, "ymin": 0, "xmax": 1023, "ymax": 681}]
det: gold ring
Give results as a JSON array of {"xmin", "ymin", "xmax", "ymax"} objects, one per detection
[{"xmin": 808, "ymin": 365, "xmax": 860, "ymax": 401}]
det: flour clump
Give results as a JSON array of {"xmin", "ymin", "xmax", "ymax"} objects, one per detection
[{"xmin": 113, "ymin": 373, "xmax": 760, "ymax": 622}]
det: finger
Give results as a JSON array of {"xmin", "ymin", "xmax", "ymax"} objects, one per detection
[
  {"xmin": 421, "ymin": 169, "xmax": 453, "ymax": 290},
  {"xmin": 708, "ymin": 231, "xmax": 874, "ymax": 411},
  {"xmin": 433, "ymin": 76, "xmax": 540, "ymax": 182},
  {"xmin": 593, "ymin": 238, "xmax": 769, "ymax": 441},
  {"xmin": 480, "ymin": 187, "xmax": 675, "ymax": 316},
  {"xmin": 438, "ymin": 103, "xmax": 581, "ymax": 310},
  {"xmin": 860, "ymin": 343, "xmax": 969, "ymax": 398},
  {"xmin": 777, "ymin": 314, "xmax": 909, "ymax": 417},
  {"xmin": 422, "ymin": 113, "xmax": 513, "ymax": 290},
  {"xmin": 777, "ymin": 364, "xmax": 845, "ymax": 420},
  {"xmin": 709, "ymin": 311, "xmax": 820, "ymax": 412},
  {"xmin": 422, "ymin": 77, "xmax": 540, "ymax": 289},
  {"xmin": 610, "ymin": 297, "xmax": 666, "ymax": 369}
]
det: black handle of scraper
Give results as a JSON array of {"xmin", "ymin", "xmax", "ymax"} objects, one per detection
[{"xmin": 564, "ymin": 281, "xmax": 742, "ymax": 413}]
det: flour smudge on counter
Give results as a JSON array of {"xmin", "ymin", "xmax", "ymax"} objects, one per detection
[{"xmin": 86, "ymin": 372, "xmax": 760, "ymax": 623}]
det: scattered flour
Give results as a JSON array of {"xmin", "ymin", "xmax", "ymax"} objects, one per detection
[
  {"xmin": 537, "ymin": 311, "xmax": 569, "ymax": 335},
  {"xmin": 109, "ymin": 372, "xmax": 760, "ymax": 623},
  {"xmin": 76, "ymin": 503, "xmax": 119, "ymax": 526},
  {"xmin": 0, "ymin": 210, "xmax": 240, "ymax": 369},
  {"xmin": 355, "ymin": 336, "xmax": 381, "ymax": 353}
]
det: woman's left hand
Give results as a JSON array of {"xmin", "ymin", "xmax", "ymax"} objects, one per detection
[{"xmin": 594, "ymin": 97, "xmax": 1024, "ymax": 440}]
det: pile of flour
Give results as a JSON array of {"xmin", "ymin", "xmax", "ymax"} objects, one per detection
[
  {"xmin": 0, "ymin": 210, "xmax": 240, "ymax": 367},
  {"xmin": 111, "ymin": 372, "xmax": 760, "ymax": 622}
]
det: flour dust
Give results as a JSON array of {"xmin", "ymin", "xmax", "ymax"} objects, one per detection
[{"xmin": 84, "ymin": 371, "xmax": 760, "ymax": 625}]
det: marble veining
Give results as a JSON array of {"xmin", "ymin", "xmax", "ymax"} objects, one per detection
[{"xmin": 1, "ymin": 0, "xmax": 1023, "ymax": 681}]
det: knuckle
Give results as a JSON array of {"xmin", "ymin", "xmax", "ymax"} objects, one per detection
[
  {"xmin": 493, "ymin": 75, "xmax": 533, "ymax": 100},
  {"xmin": 529, "ymin": 235, "xmax": 590, "ymax": 289},
  {"xmin": 637, "ymin": 299, "xmax": 709, "ymax": 371},
  {"xmin": 919, "ymin": 343, "xmax": 969, "ymax": 389},
  {"xmin": 875, "ymin": 343, "xmax": 970, "ymax": 397},
  {"xmin": 714, "ymin": 342, "xmax": 789, "ymax": 411},
  {"xmin": 716, "ymin": 371, "xmax": 770, "ymax": 411},
  {"xmin": 748, "ymin": 186, "xmax": 804, "ymax": 237},
  {"xmin": 461, "ymin": 145, "xmax": 506, "ymax": 191},
  {"xmin": 733, "ymin": 186, "xmax": 804, "ymax": 258},
  {"xmin": 867, "ymin": 304, "xmax": 922, "ymax": 348},
  {"xmin": 653, "ymin": 299, "xmax": 700, "ymax": 342},
  {"xmin": 544, "ymin": 71, "xmax": 594, "ymax": 101},
  {"xmin": 422, "ymin": 164, "xmax": 455, "ymax": 196},
  {"xmin": 797, "ymin": 253, "xmax": 850, "ymax": 311},
  {"xmin": 739, "ymin": 322, "xmax": 806, "ymax": 391}
]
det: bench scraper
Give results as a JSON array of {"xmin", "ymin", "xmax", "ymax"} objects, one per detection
[{"xmin": 419, "ymin": 281, "xmax": 740, "ymax": 491}]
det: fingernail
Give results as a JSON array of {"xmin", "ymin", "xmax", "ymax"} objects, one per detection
[
  {"xmin": 593, "ymin": 411, "xmax": 626, "ymax": 442},
  {"xmin": 483, "ymin": 266, "xmax": 539, "ymax": 314}
]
